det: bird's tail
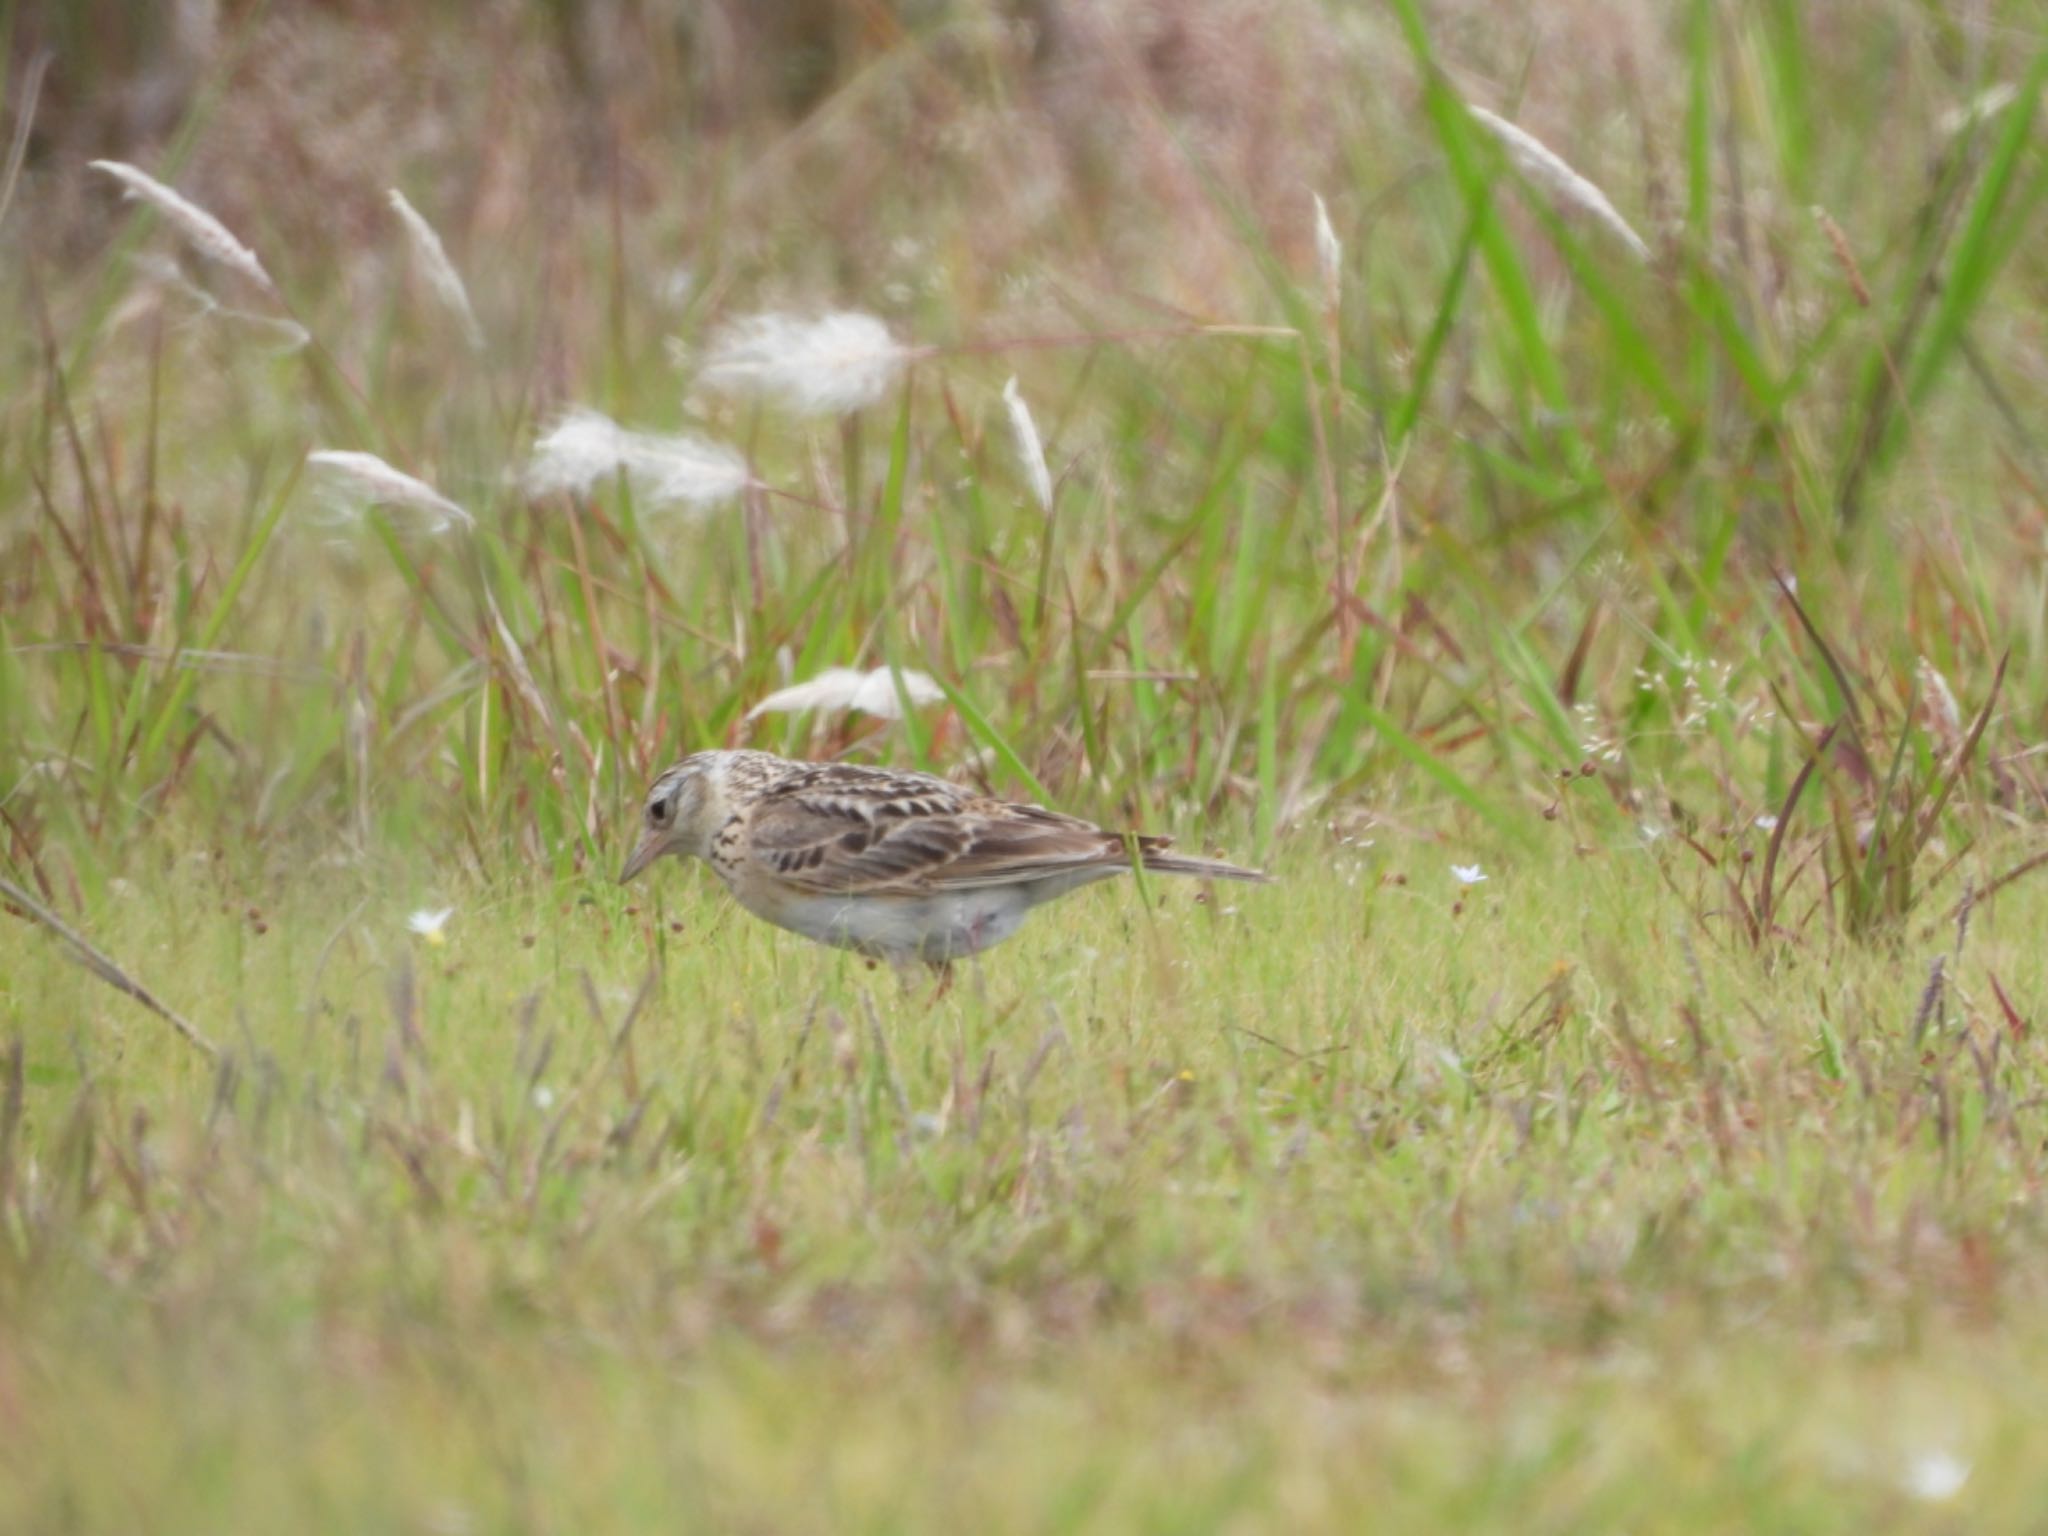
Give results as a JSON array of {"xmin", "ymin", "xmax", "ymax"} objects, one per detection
[{"xmin": 1135, "ymin": 843, "xmax": 1271, "ymax": 884}]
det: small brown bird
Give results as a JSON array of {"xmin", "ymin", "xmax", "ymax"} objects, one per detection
[{"xmin": 619, "ymin": 751, "xmax": 1268, "ymax": 971}]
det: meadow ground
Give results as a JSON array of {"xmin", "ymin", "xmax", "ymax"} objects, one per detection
[{"xmin": 4, "ymin": 0, "xmax": 2048, "ymax": 1529}]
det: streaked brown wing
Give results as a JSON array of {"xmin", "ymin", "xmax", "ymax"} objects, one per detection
[{"xmin": 743, "ymin": 766, "xmax": 1141, "ymax": 894}]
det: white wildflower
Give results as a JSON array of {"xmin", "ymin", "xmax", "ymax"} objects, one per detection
[
  {"xmin": 1902, "ymin": 1450, "xmax": 1969, "ymax": 1503},
  {"xmin": 407, "ymin": 907, "xmax": 455, "ymax": 946},
  {"xmin": 90, "ymin": 160, "xmax": 277, "ymax": 295},
  {"xmin": 307, "ymin": 450, "xmax": 473, "ymax": 532},
  {"xmin": 1466, "ymin": 106, "xmax": 1651, "ymax": 262},
  {"xmin": 746, "ymin": 666, "xmax": 944, "ymax": 722},
  {"xmin": 1754, "ymin": 815, "xmax": 1779, "ymax": 832},
  {"xmin": 532, "ymin": 1085, "xmax": 556, "ymax": 1111},
  {"xmin": 523, "ymin": 408, "xmax": 750, "ymax": 511},
  {"xmin": 697, "ymin": 310, "xmax": 911, "ymax": 415},
  {"xmin": 1450, "ymin": 864, "xmax": 1488, "ymax": 886},
  {"xmin": 387, "ymin": 189, "xmax": 484, "ymax": 351},
  {"xmin": 1311, "ymin": 192, "xmax": 1342, "ymax": 311},
  {"xmin": 1000, "ymin": 376, "xmax": 1054, "ymax": 513}
]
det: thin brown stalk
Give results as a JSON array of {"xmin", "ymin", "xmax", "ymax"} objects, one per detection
[{"xmin": 0, "ymin": 874, "xmax": 218, "ymax": 1058}]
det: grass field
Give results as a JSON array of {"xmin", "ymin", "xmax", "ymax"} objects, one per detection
[{"xmin": 4, "ymin": 0, "xmax": 2048, "ymax": 1528}]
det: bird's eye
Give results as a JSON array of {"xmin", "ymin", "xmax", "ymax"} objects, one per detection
[{"xmin": 649, "ymin": 795, "xmax": 672, "ymax": 825}]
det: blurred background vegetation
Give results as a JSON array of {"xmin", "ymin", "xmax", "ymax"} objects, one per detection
[
  {"xmin": 4, "ymin": 2, "xmax": 2048, "ymax": 1528},
  {"xmin": 3, "ymin": 0, "xmax": 2041, "ymax": 899}
]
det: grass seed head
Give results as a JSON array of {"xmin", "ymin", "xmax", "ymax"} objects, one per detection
[
  {"xmin": 523, "ymin": 408, "xmax": 750, "ymax": 511},
  {"xmin": 307, "ymin": 450, "xmax": 473, "ymax": 532},
  {"xmin": 387, "ymin": 188, "xmax": 485, "ymax": 351},
  {"xmin": 90, "ymin": 159, "xmax": 279, "ymax": 295},
  {"xmin": 1466, "ymin": 106, "xmax": 1650, "ymax": 262},
  {"xmin": 1001, "ymin": 377, "xmax": 1054, "ymax": 513},
  {"xmin": 697, "ymin": 310, "xmax": 911, "ymax": 415},
  {"xmin": 746, "ymin": 666, "xmax": 944, "ymax": 721},
  {"xmin": 1312, "ymin": 192, "xmax": 1342, "ymax": 311}
]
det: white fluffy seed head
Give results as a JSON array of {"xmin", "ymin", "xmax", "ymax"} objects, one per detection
[
  {"xmin": 1000, "ymin": 376, "xmax": 1054, "ymax": 513},
  {"xmin": 90, "ymin": 159, "xmax": 278, "ymax": 295},
  {"xmin": 746, "ymin": 666, "xmax": 944, "ymax": 721},
  {"xmin": 1312, "ymin": 192, "xmax": 1343, "ymax": 311},
  {"xmin": 307, "ymin": 450, "xmax": 473, "ymax": 532},
  {"xmin": 696, "ymin": 310, "xmax": 911, "ymax": 415},
  {"xmin": 523, "ymin": 408, "xmax": 750, "ymax": 511},
  {"xmin": 387, "ymin": 189, "xmax": 484, "ymax": 352},
  {"xmin": 1466, "ymin": 106, "xmax": 1650, "ymax": 262}
]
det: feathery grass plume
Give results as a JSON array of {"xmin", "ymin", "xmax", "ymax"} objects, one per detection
[
  {"xmin": 746, "ymin": 666, "xmax": 943, "ymax": 721},
  {"xmin": 89, "ymin": 159, "xmax": 277, "ymax": 295},
  {"xmin": 1312, "ymin": 192, "xmax": 1342, "ymax": 311},
  {"xmin": 307, "ymin": 450, "xmax": 473, "ymax": 532},
  {"xmin": 697, "ymin": 310, "xmax": 911, "ymax": 415},
  {"xmin": 524, "ymin": 408, "xmax": 750, "ymax": 510},
  {"xmin": 1466, "ymin": 106, "xmax": 1650, "ymax": 262},
  {"xmin": 387, "ymin": 189, "xmax": 484, "ymax": 351},
  {"xmin": 1001, "ymin": 377, "xmax": 1054, "ymax": 513}
]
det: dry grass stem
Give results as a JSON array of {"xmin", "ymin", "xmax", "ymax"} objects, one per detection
[
  {"xmin": 1814, "ymin": 207, "xmax": 1873, "ymax": 307},
  {"xmin": 0, "ymin": 874, "xmax": 218, "ymax": 1058}
]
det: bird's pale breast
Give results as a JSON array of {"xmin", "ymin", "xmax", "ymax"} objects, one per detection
[{"xmin": 725, "ymin": 869, "xmax": 1034, "ymax": 963}]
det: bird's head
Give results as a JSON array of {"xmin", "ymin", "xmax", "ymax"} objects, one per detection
[{"xmin": 618, "ymin": 753, "xmax": 722, "ymax": 883}]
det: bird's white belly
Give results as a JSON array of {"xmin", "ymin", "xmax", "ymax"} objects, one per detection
[{"xmin": 740, "ymin": 883, "xmax": 1036, "ymax": 963}]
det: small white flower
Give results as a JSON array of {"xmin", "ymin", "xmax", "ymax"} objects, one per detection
[
  {"xmin": 1903, "ymin": 1450, "xmax": 1969, "ymax": 1502},
  {"xmin": 1450, "ymin": 864, "xmax": 1488, "ymax": 886},
  {"xmin": 696, "ymin": 310, "xmax": 911, "ymax": 415},
  {"xmin": 407, "ymin": 907, "xmax": 455, "ymax": 945},
  {"xmin": 532, "ymin": 1085, "xmax": 556, "ymax": 1111},
  {"xmin": 1754, "ymin": 815, "xmax": 1779, "ymax": 832},
  {"xmin": 746, "ymin": 666, "xmax": 944, "ymax": 722}
]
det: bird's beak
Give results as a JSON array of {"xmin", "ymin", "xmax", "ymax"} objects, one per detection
[{"xmin": 618, "ymin": 828, "xmax": 664, "ymax": 885}]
